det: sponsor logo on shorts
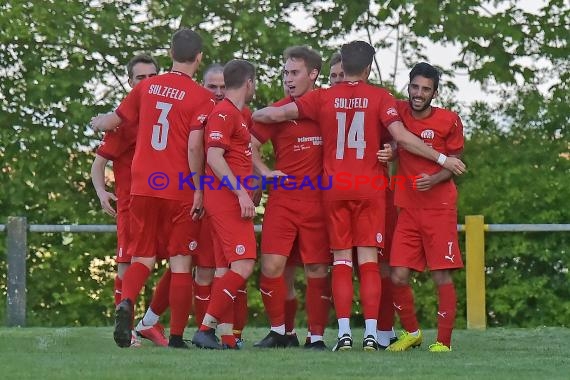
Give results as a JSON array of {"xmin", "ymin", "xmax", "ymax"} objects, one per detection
[
  {"xmin": 235, "ymin": 244, "xmax": 246, "ymax": 255},
  {"xmin": 376, "ymin": 232, "xmax": 383, "ymax": 243},
  {"xmin": 188, "ymin": 241, "xmax": 198, "ymax": 251}
]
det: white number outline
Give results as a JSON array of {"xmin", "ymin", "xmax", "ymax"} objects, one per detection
[{"xmin": 151, "ymin": 101, "xmax": 172, "ymax": 151}]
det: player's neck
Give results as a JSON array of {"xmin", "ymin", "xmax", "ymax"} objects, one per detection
[
  {"xmin": 171, "ymin": 62, "xmax": 197, "ymax": 78},
  {"xmin": 343, "ymin": 74, "xmax": 365, "ymax": 82},
  {"xmin": 411, "ymin": 106, "xmax": 433, "ymax": 120},
  {"xmin": 224, "ymin": 90, "xmax": 245, "ymax": 110}
]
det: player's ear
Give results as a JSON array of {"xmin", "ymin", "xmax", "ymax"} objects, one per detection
[
  {"xmin": 196, "ymin": 52, "xmax": 203, "ymax": 65},
  {"xmin": 309, "ymin": 68, "xmax": 319, "ymax": 82},
  {"xmin": 128, "ymin": 78, "xmax": 134, "ymax": 88}
]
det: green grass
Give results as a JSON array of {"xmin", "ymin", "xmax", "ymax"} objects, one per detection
[{"xmin": 0, "ymin": 327, "xmax": 569, "ymax": 379}]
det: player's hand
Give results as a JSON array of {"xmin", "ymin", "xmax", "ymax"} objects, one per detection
[
  {"xmin": 377, "ymin": 144, "xmax": 393, "ymax": 163},
  {"xmin": 191, "ymin": 190, "xmax": 205, "ymax": 221},
  {"xmin": 96, "ymin": 190, "xmax": 117, "ymax": 217},
  {"xmin": 443, "ymin": 156, "xmax": 466, "ymax": 175},
  {"xmin": 238, "ymin": 193, "xmax": 256, "ymax": 219},
  {"xmin": 251, "ymin": 187, "xmax": 262, "ymax": 207},
  {"xmin": 265, "ymin": 170, "xmax": 288, "ymax": 179},
  {"xmin": 413, "ymin": 173, "xmax": 435, "ymax": 191},
  {"xmin": 90, "ymin": 113, "xmax": 118, "ymax": 132}
]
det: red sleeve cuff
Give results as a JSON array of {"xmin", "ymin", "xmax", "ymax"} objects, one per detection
[{"xmin": 207, "ymin": 141, "xmax": 230, "ymax": 151}]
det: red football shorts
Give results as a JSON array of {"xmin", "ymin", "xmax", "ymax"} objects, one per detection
[
  {"xmin": 378, "ymin": 188, "xmax": 398, "ymax": 263},
  {"xmin": 285, "ymin": 240, "xmax": 302, "ymax": 267},
  {"xmin": 115, "ymin": 206, "xmax": 131, "ymax": 264},
  {"xmin": 128, "ymin": 195, "xmax": 201, "ymax": 258},
  {"xmin": 390, "ymin": 208, "xmax": 463, "ymax": 271},
  {"xmin": 193, "ymin": 216, "xmax": 216, "ymax": 268},
  {"xmin": 208, "ymin": 210, "xmax": 257, "ymax": 264},
  {"xmin": 261, "ymin": 196, "xmax": 331, "ymax": 265},
  {"xmin": 324, "ymin": 198, "xmax": 385, "ymax": 250}
]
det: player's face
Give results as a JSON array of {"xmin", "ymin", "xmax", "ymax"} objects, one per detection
[
  {"xmin": 283, "ymin": 58, "xmax": 316, "ymax": 98},
  {"xmin": 129, "ymin": 63, "xmax": 158, "ymax": 88},
  {"xmin": 245, "ymin": 77, "xmax": 256, "ymax": 103},
  {"xmin": 329, "ymin": 62, "xmax": 344, "ymax": 86},
  {"xmin": 203, "ymin": 71, "xmax": 226, "ymax": 102},
  {"xmin": 408, "ymin": 75, "xmax": 437, "ymax": 112}
]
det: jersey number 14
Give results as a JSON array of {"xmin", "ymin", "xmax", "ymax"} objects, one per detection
[{"xmin": 336, "ymin": 111, "xmax": 366, "ymax": 159}]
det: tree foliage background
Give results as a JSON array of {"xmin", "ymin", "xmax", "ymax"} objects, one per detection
[{"xmin": 0, "ymin": 0, "xmax": 568, "ymax": 327}]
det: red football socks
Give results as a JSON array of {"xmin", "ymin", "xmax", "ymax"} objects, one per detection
[
  {"xmin": 378, "ymin": 276, "xmax": 395, "ymax": 330},
  {"xmin": 260, "ymin": 274, "xmax": 287, "ymax": 327},
  {"xmin": 392, "ymin": 284, "xmax": 420, "ymax": 333},
  {"xmin": 233, "ymin": 285, "xmax": 248, "ymax": 333},
  {"xmin": 114, "ymin": 276, "xmax": 122, "ymax": 306},
  {"xmin": 205, "ymin": 270, "xmax": 246, "ymax": 323},
  {"xmin": 284, "ymin": 297, "xmax": 298, "ymax": 333},
  {"xmin": 168, "ymin": 272, "xmax": 193, "ymax": 336},
  {"xmin": 332, "ymin": 263, "xmax": 353, "ymax": 319},
  {"xmin": 149, "ymin": 268, "xmax": 171, "ymax": 316},
  {"xmin": 436, "ymin": 283, "xmax": 457, "ymax": 347},
  {"xmin": 120, "ymin": 262, "xmax": 151, "ymax": 304},
  {"xmin": 193, "ymin": 280, "xmax": 211, "ymax": 327},
  {"xmin": 359, "ymin": 262, "xmax": 381, "ymax": 320},
  {"xmin": 306, "ymin": 276, "xmax": 331, "ymax": 336}
]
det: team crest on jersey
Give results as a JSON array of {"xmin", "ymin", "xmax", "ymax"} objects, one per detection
[
  {"xmin": 235, "ymin": 244, "xmax": 246, "ymax": 255},
  {"xmin": 188, "ymin": 241, "xmax": 198, "ymax": 251},
  {"xmin": 376, "ymin": 233, "xmax": 383, "ymax": 243},
  {"xmin": 209, "ymin": 130, "xmax": 223, "ymax": 140},
  {"xmin": 386, "ymin": 107, "xmax": 398, "ymax": 116},
  {"xmin": 421, "ymin": 129, "xmax": 435, "ymax": 139}
]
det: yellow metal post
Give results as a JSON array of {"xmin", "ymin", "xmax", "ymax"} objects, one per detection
[{"xmin": 465, "ymin": 215, "xmax": 486, "ymax": 330}]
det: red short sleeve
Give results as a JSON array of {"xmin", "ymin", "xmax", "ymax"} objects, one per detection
[
  {"xmin": 190, "ymin": 97, "xmax": 216, "ymax": 131},
  {"xmin": 378, "ymin": 91, "xmax": 401, "ymax": 129},
  {"xmin": 206, "ymin": 111, "xmax": 235, "ymax": 151},
  {"xmin": 295, "ymin": 88, "xmax": 322, "ymax": 122},
  {"xmin": 116, "ymin": 83, "xmax": 143, "ymax": 125},
  {"xmin": 446, "ymin": 115, "xmax": 464, "ymax": 155}
]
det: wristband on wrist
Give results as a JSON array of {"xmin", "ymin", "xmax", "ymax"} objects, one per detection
[{"xmin": 437, "ymin": 153, "xmax": 447, "ymax": 166}]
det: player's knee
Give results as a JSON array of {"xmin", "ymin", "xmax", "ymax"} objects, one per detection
[
  {"xmin": 195, "ymin": 267, "xmax": 215, "ymax": 285},
  {"xmin": 390, "ymin": 271, "xmax": 408, "ymax": 286},
  {"xmin": 305, "ymin": 263, "xmax": 328, "ymax": 278}
]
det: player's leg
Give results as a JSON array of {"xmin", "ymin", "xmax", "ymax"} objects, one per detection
[
  {"xmin": 164, "ymin": 200, "xmax": 201, "ymax": 349},
  {"xmin": 193, "ymin": 212, "xmax": 256, "ymax": 349},
  {"xmin": 423, "ymin": 208, "xmax": 463, "ymax": 352},
  {"xmin": 283, "ymin": 263, "xmax": 300, "ymax": 346},
  {"xmin": 377, "ymin": 261, "xmax": 396, "ymax": 349},
  {"xmin": 135, "ymin": 266, "xmax": 170, "ymax": 347}
]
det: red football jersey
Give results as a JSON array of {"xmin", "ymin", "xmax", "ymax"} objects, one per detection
[
  {"xmin": 295, "ymin": 81, "xmax": 401, "ymax": 200},
  {"xmin": 251, "ymin": 96, "xmax": 323, "ymax": 201},
  {"xmin": 95, "ymin": 121, "xmax": 137, "ymax": 212},
  {"xmin": 204, "ymin": 99, "xmax": 253, "ymax": 214},
  {"xmin": 395, "ymin": 100, "xmax": 464, "ymax": 209},
  {"xmin": 116, "ymin": 71, "xmax": 215, "ymax": 201}
]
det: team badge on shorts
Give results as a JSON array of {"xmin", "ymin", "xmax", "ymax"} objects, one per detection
[
  {"xmin": 376, "ymin": 233, "xmax": 383, "ymax": 243},
  {"xmin": 235, "ymin": 244, "xmax": 246, "ymax": 255},
  {"xmin": 188, "ymin": 241, "xmax": 198, "ymax": 251}
]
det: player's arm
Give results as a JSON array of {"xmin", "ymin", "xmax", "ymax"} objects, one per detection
[
  {"xmin": 387, "ymin": 121, "xmax": 466, "ymax": 175},
  {"xmin": 207, "ymin": 147, "xmax": 255, "ymax": 219},
  {"xmin": 251, "ymin": 136, "xmax": 287, "ymax": 178},
  {"xmin": 91, "ymin": 111, "xmax": 122, "ymax": 132},
  {"xmin": 90, "ymin": 154, "xmax": 117, "ymax": 217},
  {"xmin": 252, "ymin": 102, "xmax": 299, "ymax": 124},
  {"xmin": 188, "ymin": 128, "xmax": 205, "ymax": 220},
  {"xmin": 413, "ymin": 157, "xmax": 459, "ymax": 191}
]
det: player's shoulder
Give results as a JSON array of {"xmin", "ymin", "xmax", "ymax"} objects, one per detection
[
  {"xmin": 432, "ymin": 106, "xmax": 461, "ymax": 123},
  {"xmin": 272, "ymin": 96, "xmax": 294, "ymax": 107}
]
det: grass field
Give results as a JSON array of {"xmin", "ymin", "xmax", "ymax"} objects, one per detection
[{"xmin": 0, "ymin": 326, "xmax": 568, "ymax": 379}]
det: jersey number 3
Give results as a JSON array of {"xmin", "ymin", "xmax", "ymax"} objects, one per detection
[
  {"xmin": 151, "ymin": 101, "xmax": 172, "ymax": 151},
  {"xmin": 336, "ymin": 111, "xmax": 366, "ymax": 159}
]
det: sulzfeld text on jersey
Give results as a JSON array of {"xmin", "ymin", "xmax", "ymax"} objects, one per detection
[
  {"xmin": 148, "ymin": 84, "xmax": 186, "ymax": 100},
  {"xmin": 334, "ymin": 97, "xmax": 369, "ymax": 109}
]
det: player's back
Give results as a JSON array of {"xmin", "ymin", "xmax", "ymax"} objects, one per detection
[
  {"xmin": 296, "ymin": 81, "xmax": 400, "ymax": 200},
  {"xmin": 118, "ymin": 71, "xmax": 215, "ymax": 201}
]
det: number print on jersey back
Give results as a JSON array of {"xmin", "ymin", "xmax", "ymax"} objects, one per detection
[
  {"xmin": 336, "ymin": 111, "xmax": 366, "ymax": 159},
  {"xmin": 151, "ymin": 101, "xmax": 172, "ymax": 151}
]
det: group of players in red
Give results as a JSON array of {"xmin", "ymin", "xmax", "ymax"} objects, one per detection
[{"xmin": 91, "ymin": 27, "xmax": 467, "ymax": 353}]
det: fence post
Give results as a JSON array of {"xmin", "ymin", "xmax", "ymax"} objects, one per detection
[
  {"xmin": 465, "ymin": 215, "xmax": 486, "ymax": 330},
  {"xmin": 6, "ymin": 216, "xmax": 27, "ymax": 327}
]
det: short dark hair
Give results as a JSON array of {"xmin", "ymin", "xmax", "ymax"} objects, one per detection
[
  {"xmin": 283, "ymin": 45, "xmax": 322, "ymax": 75},
  {"xmin": 203, "ymin": 63, "xmax": 224, "ymax": 79},
  {"xmin": 329, "ymin": 52, "xmax": 342, "ymax": 67},
  {"xmin": 223, "ymin": 59, "xmax": 255, "ymax": 89},
  {"xmin": 409, "ymin": 62, "xmax": 441, "ymax": 91},
  {"xmin": 340, "ymin": 41, "xmax": 375, "ymax": 76},
  {"xmin": 171, "ymin": 28, "xmax": 202, "ymax": 63},
  {"xmin": 126, "ymin": 54, "xmax": 158, "ymax": 80}
]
